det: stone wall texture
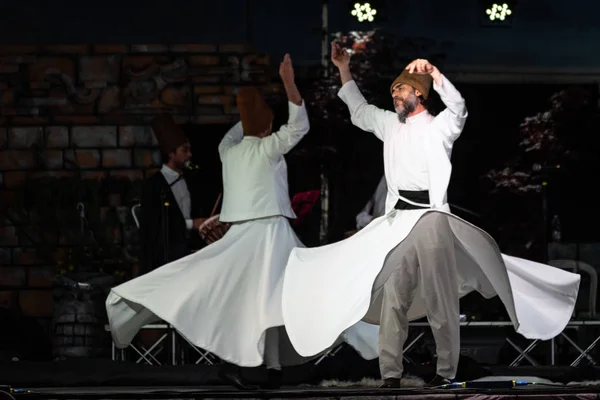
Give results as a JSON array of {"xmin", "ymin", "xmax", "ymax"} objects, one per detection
[{"xmin": 0, "ymin": 43, "xmax": 275, "ymax": 321}]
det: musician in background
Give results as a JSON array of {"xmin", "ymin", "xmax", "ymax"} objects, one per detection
[
  {"xmin": 343, "ymin": 175, "xmax": 387, "ymax": 239},
  {"xmin": 139, "ymin": 114, "xmax": 208, "ymax": 274},
  {"xmin": 356, "ymin": 175, "xmax": 387, "ymax": 230}
]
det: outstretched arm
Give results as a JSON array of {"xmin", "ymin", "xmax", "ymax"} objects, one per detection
[
  {"xmin": 281, "ymin": 53, "xmax": 302, "ymax": 107},
  {"xmin": 332, "ymin": 41, "xmax": 393, "ymax": 141},
  {"xmin": 432, "ymin": 74, "xmax": 467, "ymax": 144},
  {"xmin": 262, "ymin": 54, "xmax": 310, "ymax": 159},
  {"xmin": 405, "ymin": 59, "xmax": 467, "ymax": 144},
  {"xmin": 331, "ymin": 41, "xmax": 354, "ymax": 86}
]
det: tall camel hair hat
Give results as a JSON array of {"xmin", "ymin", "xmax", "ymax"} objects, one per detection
[{"xmin": 236, "ymin": 87, "xmax": 274, "ymax": 135}]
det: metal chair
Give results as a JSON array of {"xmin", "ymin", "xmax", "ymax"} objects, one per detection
[
  {"xmin": 107, "ymin": 323, "xmax": 172, "ymax": 365},
  {"xmin": 121, "ymin": 203, "xmax": 219, "ymax": 366}
]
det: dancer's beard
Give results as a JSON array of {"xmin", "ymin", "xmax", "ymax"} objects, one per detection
[{"xmin": 395, "ymin": 93, "xmax": 419, "ymax": 123}]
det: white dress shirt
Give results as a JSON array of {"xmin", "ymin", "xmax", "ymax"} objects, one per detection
[
  {"xmin": 160, "ymin": 164, "xmax": 193, "ymax": 230},
  {"xmin": 338, "ymin": 75, "xmax": 468, "ymax": 212},
  {"xmin": 218, "ymin": 101, "xmax": 310, "ymax": 223}
]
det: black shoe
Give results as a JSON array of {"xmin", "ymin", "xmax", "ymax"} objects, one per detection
[
  {"xmin": 379, "ymin": 378, "xmax": 401, "ymax": 388},
  {"xmin": 218, "ymin": 366, "xmax": 258, "ymax": 390},
  {"xmin": 259, "ymin": 368, "xmax": 282, "ymax": 390},
  {"xmin": 426, "ymin": 374, "xmax": 452, "ymax": 387}
]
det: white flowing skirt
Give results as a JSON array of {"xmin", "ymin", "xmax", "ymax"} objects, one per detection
[
  {"xmin": 107, "ymin": 216, "xmax": 311, "ymax": 367},
  {"xmin": 281, "ymin": 206, "xmax": 581, "ymax": 358}
]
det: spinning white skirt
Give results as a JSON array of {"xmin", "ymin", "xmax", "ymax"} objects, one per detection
[
  {"xmin": 281, "ymin": 206, "xmax": 581, "ymax": 358},
  {"xmin": 107, "ymin": 216, "xmax": 307, "ymax": 366}
]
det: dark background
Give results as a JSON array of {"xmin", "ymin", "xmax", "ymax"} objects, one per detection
[{"xmin": 0, "ymin": 0, "xmax": 599, "ymax": 367}]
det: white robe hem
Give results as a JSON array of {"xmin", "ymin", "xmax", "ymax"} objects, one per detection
[
  {"xmin": 281, "ymin": 207, "xmax": 580, "ymax": 358},
  {"xmin": 108, "ymin": 288, "xmax": 276, "ymax": 367}
]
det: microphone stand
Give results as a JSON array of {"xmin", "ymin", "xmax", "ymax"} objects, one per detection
[
  {"xmin": 159, "ymin": 174, "xmax": 185, "ymax": 266},
  {"xmin": 541, "ymin": 177, "xmax": 549, "ymax": 264},
  {"xmin": 534, "ymin": 164, "xmax": 561, "ymax": 264},
  {"xmin": 160, "ymin": 189, "xmax": 170, "ymax": 266}
]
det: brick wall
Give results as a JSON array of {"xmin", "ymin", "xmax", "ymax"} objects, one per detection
[{"xmin": 0, "ymin": 44, "xmax": 274, "ymax": 321}]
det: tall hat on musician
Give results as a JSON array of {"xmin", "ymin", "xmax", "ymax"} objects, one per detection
[
  {"xmin": 151, "ymin": 114, "xmax": 188, "ymax": 155},
  {"xmin": 236, "ymin": 87, "xmax": 274, "ymax": 135},
  {"xmin": 390, "ymin": 70, "xmax": 433, "ymax": 100}
]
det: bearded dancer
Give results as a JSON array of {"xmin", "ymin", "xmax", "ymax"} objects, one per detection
[{"xmin": 281, "ymin": 42, "xmax": 580, "ymax": 388}]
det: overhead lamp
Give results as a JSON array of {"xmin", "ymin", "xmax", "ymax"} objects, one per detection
[{"xmin": 351, "ymin": 2, "xmax": 377, "ymax": 22}]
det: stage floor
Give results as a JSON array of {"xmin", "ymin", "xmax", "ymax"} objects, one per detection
[
  {"xmin": 2, "ymin": 358, "xmax": 600, "ymax": 399},
  {"xmin": 7, "ymin": 384, "xmax": 600, "ymax": 400}
]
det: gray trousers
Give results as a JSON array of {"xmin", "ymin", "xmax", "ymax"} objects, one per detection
[{"xmin": 379, "ymin": 213, "xmax": 460, "ymax": 380}]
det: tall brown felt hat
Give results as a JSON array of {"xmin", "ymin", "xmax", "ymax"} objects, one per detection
[
  {"xmin": 390, "ymin": 70, "xmax": 433, "ymax": 100},
  {"xmin": 151, "ymin": 114, "xmax": 188, "ymax": 154},
  {"xmin": 236, "ymin": 87, "xmax": 274, "ymax": 136}
]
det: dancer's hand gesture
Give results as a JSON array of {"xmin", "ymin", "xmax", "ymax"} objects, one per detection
[
  {"xmin": 279, "ymin": 53, "xmax": 295, "ymax": 85},
  {"xmin": 279, "ymin": 53, "xmax": 302, "ymax": 105},
  {"xmin": 405, "ymin": 59, "xmax": 435, "ymax": 75},
  {"xmin": 331, "ymin": 41, "xmax": 350, "ymax": 69}
]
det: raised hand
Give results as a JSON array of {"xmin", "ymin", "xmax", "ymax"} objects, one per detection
[
  {"xmin": 279, "ymin": 53, "xmax": 295, "ymax": 85},
  {"xmin": 278, "ymin": 53, "xmax": 302, "ymax": 105},
  {"xmin": 405, "ymin": 58, "xmax": 435, "ymax": 75},
  {"xmin": 331, "ymin": 41, "xmax": 351, "ymax": 69}
]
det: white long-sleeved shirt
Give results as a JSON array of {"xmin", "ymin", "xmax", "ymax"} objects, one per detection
[
  {"xmin": 218, "ymin": 101, "xmax": 310, "ymax": 223},
  {"xmin": 160, "ymin": 164, "xmax": 193, "ymax": 230},
  {"xmin": 338, "ymin": 74, "xmax": 467, "ymax": 212}
]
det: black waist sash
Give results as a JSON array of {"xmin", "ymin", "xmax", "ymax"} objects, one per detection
[{"xmin": 394, "ymin": 190, "xmax": 431, "ymax": 210}]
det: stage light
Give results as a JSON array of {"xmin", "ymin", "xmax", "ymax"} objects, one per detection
[
  {"xmin": 485, "ymin": 3, "xmax": 512, "ymax": 21},
  {"xmin": 351, "ymin": 2, "xmax": 377, "ymax": 22}
]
